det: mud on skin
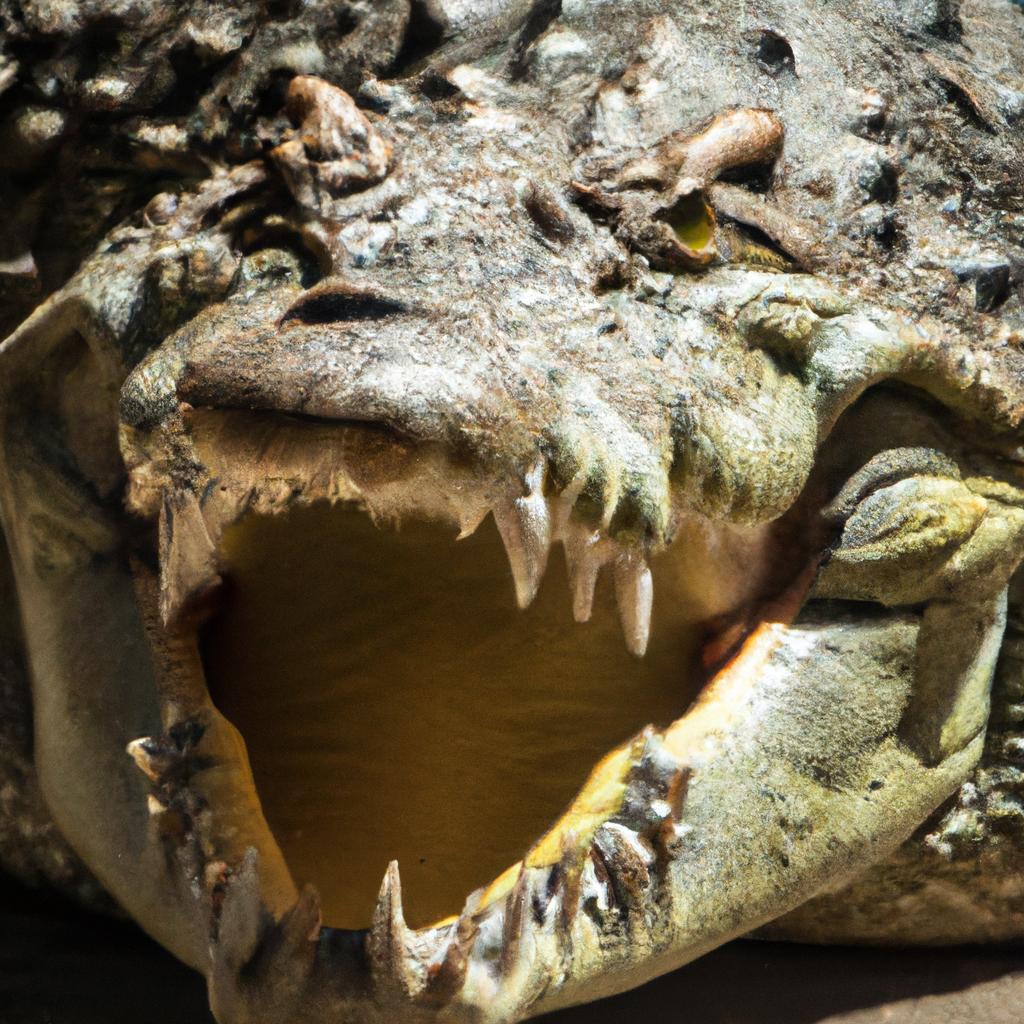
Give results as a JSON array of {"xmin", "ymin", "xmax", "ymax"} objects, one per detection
[{"xmin": 1, "ymin": 1, "xmax": 1024, "ymax": 1022}]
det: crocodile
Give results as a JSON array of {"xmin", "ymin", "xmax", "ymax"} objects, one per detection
[{"xmin": 1, "ymin": 1, "xmax": 1023, "ymax": 1021}]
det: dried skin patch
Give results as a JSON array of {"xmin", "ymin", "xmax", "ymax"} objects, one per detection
[{"xmin": 203, "ymin": 504, "xmax": 706, "ymax": 928}]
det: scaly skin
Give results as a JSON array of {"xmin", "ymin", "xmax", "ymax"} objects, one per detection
[{"xmin": 1, "ymin": 1, "xmax": 1024, "ymax": 1021}]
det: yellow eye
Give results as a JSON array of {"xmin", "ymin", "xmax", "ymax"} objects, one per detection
[{"xmin": 667, "ymin": 191, "xmax": 716, "ymax": 253}]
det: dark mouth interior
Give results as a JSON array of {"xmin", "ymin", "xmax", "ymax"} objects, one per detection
[{"xmin": 202, "ymin": 502, "xmax": 710, "ymax": 929}]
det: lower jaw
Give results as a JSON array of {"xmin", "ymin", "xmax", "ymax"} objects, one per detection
[{"xmin": 202, "ymin": 502, "xmax": 755, "ymax": 929}]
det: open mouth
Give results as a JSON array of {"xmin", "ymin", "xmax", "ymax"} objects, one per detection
[
  {"xmin": 204, "ymin": 501, "xmax": 747, "ymax": 929},
  {"xmin": 141, "ymin": 407, "xmax": 809, "ymax": 932}
]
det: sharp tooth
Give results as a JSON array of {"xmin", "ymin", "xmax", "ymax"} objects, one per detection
[
  {"xmin": 592, "ymin": 823, "xmax": 652, "ymax": 919},
  {"xmin": 494, "ymin": 461, "xmax": 551, "ymax": 609},
  {"xmin": 550, "ymin": 472, "xmax": 587, "ymax": 543},
  {"xmin": 555, "ymin": 473, "xmax": 600, "ymax": 620},
  {"xmin": 614, "ymin": 555, "xmax": 653, "ymax": 657},
  {"xmin": 569, "ymin": 537, "xmax": 601, "ymax": 623},
  {"xmin": 368, "ymin": 861, "xmax": 418, "ymax": 999},
  {"xmin": 456, "ymin": 503, "xmax": 490, "ymax": 540},
  {"xmin": 564, "ymin": 525, "xmax": 612, "ymax": 623},
  {"xmin": 423, "ymin": 917, "xmax": 472, "ymax": 1005},
  {"xmin": 499, "ymin": 866, "xmax": 530, "ymax": 976},
  {"xmin": 372, "ymin": 860, "xmax": 410, "ymax": 952},
  {"xmin": 146, "ymin": 793, "xmax": 168, "ymax": 817},
  {"xmin": 204, "ymin": 860, "xmax": 231, "ymax": 892},
  {"xmin": 277, "ymin": 884, "xmax": 322, "ymax": 951},
  {"xmin": 573, "ymin": 562, "xmax": 599, "ymax": 623},
  {"xmin": 126, "ymin": 736, "xmax": 169, "ymax": 781},
  {"xmin": 215, "ymin": 849, "xmax": 269, "ymax": 971}
]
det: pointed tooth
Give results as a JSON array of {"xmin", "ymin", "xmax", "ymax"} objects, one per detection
[
  {"xmin": 499, "ymin": 867, "xmax": 530, "ymax": 976},
  {"xmin": 126, "ymin": 736, "xmax": 170, "ymax": 781},
  {"xmin": 564, "ymin": 527, "xmax": 610, "ymax": 623},
  {"xmin": 557, "ymin": 830, "xmax": 584, "ymax": 933},
  {"xmin": 572, "ymin": 552, "xmax": 599, "ymax": 622},
  {"xmin": 372, "ymin": 860, "xmax": 409, "ymax": 949},
  {"xmin": 550, "ymin": 472, "xmax": 587, "ymax": 543},
  {"xmin": 494, "ymin": 463, "xmax": 551, "ymax": 609},
  {"xmin": 600, "ymin": 470, "xmax": 623, "ymax": 532},
  {"xmin": 215, "ymin": 886, "xmax": 321, "ymax": 1007},
  {"xmin": 425, "ymin": 918, "xmax": 472, "ymax": 1005},
  {"xmin": 368, "ymin": 861, "xmax": 417, "ymax": 999},
  {"xmin": 456, "ymin": 504, "xmax": 489, "ymax": 540},
  {"xmin": 614, "ymin": 556, "xmax": 653, "ymax": 657},
  {"xmin": 591, "ymin": 824, "xmax": 652, "ymax": 930},
  {"xmin": 147, "ymin": 793, "xmax": 168, "ymax": 816},
  {"xmin": 277, "ymin": 884, "xmax": 322, "ymax": 951},
  {"xmin": 204, "ymin": 860, "xmax": 231, "ymax": 892}
]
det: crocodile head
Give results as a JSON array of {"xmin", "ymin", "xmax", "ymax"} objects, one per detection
[{"xmin": 1, "ymin": 2, "xmax": 1024, "ymax": 1022}]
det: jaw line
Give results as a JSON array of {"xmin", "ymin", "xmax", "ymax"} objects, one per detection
[
  {"xmin": 128, "ymin": 537, "xmax": 816, "ymax": 992},
  {"xmin": 129, "ymin": 458, "xmax": 775, "ymax": 919},
  {"xmin": 178, "ymin": 556, "xmax": 988, "ymax": 1024}
]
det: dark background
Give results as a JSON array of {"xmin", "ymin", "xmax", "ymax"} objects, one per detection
[{"xmin": 2, "ymin": 875, "xmax": 1022, "ymax": 1024}]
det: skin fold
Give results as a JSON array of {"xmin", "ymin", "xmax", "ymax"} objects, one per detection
[{"xmin": 1, "ymin": 1, "xmax": 1023, "ymax": 1021}]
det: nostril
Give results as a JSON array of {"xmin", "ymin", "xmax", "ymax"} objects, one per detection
[
  {"xmin": 755, "ymin": 30, "xmax": 796, "ymax": 77},
  {"xmin": 279, "ymin": 280, "xmax": 409, "ymax": 326}
]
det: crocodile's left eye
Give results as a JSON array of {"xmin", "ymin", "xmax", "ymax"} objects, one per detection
[
  {"xmin": 666, "ymin": 191, "xmax": 717, "ymax": 257},
  {"xmin": 571, "ymin": 107, "xmax": 823, "ymax": 275}
]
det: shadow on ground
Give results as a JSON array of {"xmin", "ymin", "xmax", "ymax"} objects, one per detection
[{"xmin": 2, "ymin": 876, "xmax": 1022, "ymax": 1024}]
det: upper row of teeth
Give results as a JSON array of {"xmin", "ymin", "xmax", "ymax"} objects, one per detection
[
  {"xmin": 489, "ymin": 460, "xmax": 654, "ymax": 657},
  {"xmin": 159, "ymin": 457, "xmax": 655, "ymax": 657}
]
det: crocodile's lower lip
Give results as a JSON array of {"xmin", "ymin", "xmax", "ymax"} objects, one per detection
[{"xmin": 182, "ymin": 560, "xmax": 979, "ymax": 1024}]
